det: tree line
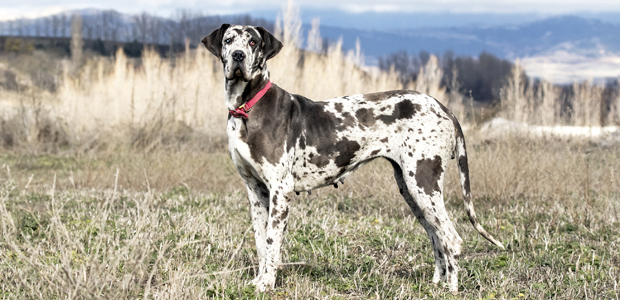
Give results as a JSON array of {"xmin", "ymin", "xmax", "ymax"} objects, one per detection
[
  {"xmin": 0, "ymin": 10, "xmax": 272, "ymax": 47},
  {"xmin": 379, "ymin": 50, "xmax": 620, "ymax": 110}
]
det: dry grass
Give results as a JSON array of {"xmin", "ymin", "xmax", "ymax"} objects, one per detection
[
  {"xmin": 1, "ymin": 135, "xmax": 619, "ymax": 299},
  {"xmin": 500, "ymin": 60, "xmax": 618, "ymax": 127}
]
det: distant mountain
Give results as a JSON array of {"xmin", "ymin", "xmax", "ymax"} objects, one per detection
[
  {"xmin": 250, "ymin": 9, "xmax": 549, "ymax": 31},
  {"xmin": 311, "ymin": 16, "xmax": 620, "ymax": 60}
]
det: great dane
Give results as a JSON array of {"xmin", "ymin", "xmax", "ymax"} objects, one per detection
[{"xmin": 201, "ymin": 24, "xmax": 504, "ymax": 293}]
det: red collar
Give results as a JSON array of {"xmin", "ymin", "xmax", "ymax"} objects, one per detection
[{"xmin": 229, "ymin": 81, "xmax": 272, "ymax": 119}]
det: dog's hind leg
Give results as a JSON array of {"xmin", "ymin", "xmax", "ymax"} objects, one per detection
[
  {"xmin": 243, "ymin": 178, "xmax": 270, "ymax": 285},
  {"xmin": 390, "ymin": 158, "xmax": 463, "ymax": 293}
]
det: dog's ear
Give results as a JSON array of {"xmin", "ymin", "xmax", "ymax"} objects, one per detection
[
  {"xmin": 255, "ymin": 27, "xmax": 283, "ymax": 61},
  {"xmin": 202, "ymin": 24, "xmax": 231, "ymax": 58}
]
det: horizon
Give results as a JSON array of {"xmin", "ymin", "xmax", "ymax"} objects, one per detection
[{"xmin": 2, "ymin": 0, "xmax": 620, "ymax": 22}]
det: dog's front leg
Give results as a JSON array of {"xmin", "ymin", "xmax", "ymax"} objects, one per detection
[
  {"xmin": 243, "ymin": 178, "xmax": 270, "ymax": 286},
  {"xmin": 254, "ymin": 177, "xmax": 294, "ymax": 292}
]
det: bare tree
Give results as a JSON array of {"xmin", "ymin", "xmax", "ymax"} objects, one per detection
[
  {"xmin": 17, "ymin": 19, "xmax": 24, "ymax": 36},
  {"xmin": 61, "ymin": 14, "xmax": 68, "ymax": 37},
  {"xmin": 133, "ymin": 12, "xmax": 150, "ymax": 43},
  {"xmin": 52, "ymin": 16, "xmax": 60, "ymax": 37},
  {"xmin": 102, "ymin": 11, "xmax": 110, "ymax": 40},
  {"xmin": 7, "ymin": 20, "xmax": 14, "ymax": 35},
  {"xmin": 43, "ymin": 17, "xmax": 51, "ymax": 37},
  {"xmin": 71, "ymin": 14, "xmax": 83, "ymax": 69},
  {"xmin": 35, "ymin": 19, "xmax": 41, "ymax": 37},
  {"xmin": 109, "ymin": 15, "xmax": 120, "ymax": 42}
]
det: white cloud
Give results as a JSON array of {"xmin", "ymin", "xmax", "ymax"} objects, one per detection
[{"xmin": 1, "ymin": 0, "xmax": 620, "ymax": 20}]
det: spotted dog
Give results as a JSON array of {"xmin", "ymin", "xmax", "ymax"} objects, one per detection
[{"xmin": 202, "ymin": 24, "xmax": 504, "ymax": 293}]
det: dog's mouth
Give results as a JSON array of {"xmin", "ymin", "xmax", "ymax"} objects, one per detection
[{"xmin": 227, "ymin": 64, "xmax": 250, "ymax": 82}]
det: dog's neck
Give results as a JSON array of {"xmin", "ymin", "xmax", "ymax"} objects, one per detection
[{"xmin": 225, "ymin": 71, "xmax": 271, "ymax": 111}]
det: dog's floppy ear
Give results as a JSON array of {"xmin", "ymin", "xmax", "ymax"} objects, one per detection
[
  {"xmin": 202, "ymin": 24, "xmax": 231, "ymax": 58},
  {"xmin": 255, "ymin": 27, "xmax": 283, "ymax": 61}
]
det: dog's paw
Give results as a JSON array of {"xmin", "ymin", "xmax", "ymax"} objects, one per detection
[
  {"xmin": 249, "ymin": 275, "xmax": 263, "ymax": 286},
  {"xmin": 252, "ymin": 274, "xmax": 275, "ymax": 292},
  {"xmin": 255, "ymin": 281, "xmax": 270, "ymax": 293}
]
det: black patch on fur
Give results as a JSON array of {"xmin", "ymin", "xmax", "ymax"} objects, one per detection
[
  {"xmin": 380, "ymin": 137, "xmax": 388, "ymax": 143},
  {"xmin": 356, "ymin": 108, "xmax": 376, "ymax": 128},
  {"xmin": 338, "ymin": 112, "xmax": 356, "ymax": 130},
  {"xmin": 378, "ymin": 101, "xmax": 421, "ymax": 125},
  {"xmin": 334, "ymin": 102, "xmax": 343, "ymax": 112},
  {"xmin": 334, "ymin": 138, "xmax": 361, "ymax": 167},
  {"xmin": 281, "ymin": 207, "xmax": 289, "ymax": 220},
  {"xmin": 459, "ymin": 155, "xmax": 470, "ymax": 200},
  {"xmin": 415, "ymin": 155, "xmax": 443, "ymax": 195},
  {"xmin": 370, "ymin": 149, "xmax": 381, "ymax": 156},
  {"xmin": 266, "ymin": 237, "xmax": 273, "ymax": 244},
  {"xmin": 310, "ymin": 155, "xmax": 330, "ymax": 168},
  {"xmin": 409, "ymin": 171, "xmax": 414, "ymax": 177}
]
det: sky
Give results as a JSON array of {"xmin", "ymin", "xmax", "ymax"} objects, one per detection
[{"xmin": 2, "ymin": 0, "xmax": 620, "ymax": 21}]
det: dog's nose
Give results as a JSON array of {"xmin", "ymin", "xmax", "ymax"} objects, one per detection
[{"xmin": 232, "ymin": 50, "xmax": 245, "ymax": 62}]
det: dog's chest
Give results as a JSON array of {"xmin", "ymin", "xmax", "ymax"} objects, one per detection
[{"xmin": 227, "ymin": 117, "xmax": 263, "ymax": 178}]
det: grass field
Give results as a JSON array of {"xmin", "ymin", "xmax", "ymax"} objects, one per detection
[{"xmin": 1, "ymin": 135, "xmax": 619, "ymax": 299}]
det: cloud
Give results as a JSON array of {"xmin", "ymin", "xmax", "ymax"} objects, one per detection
[{"xmin": 2, "ymin": 0, "xmax": 620, "ymax": 20}]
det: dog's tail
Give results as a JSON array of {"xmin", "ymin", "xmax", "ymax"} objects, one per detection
[{"xmin": 454, "ymin": 120, "xmax": 505, "ymax": 249}]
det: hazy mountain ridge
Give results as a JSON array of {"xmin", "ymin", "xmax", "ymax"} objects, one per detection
[{"xmin": 315, "ymin": 15, "xmax": 620, "ymax": 60}]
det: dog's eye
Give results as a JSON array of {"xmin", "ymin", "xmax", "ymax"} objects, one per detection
[
  {"xmin": 249, "ymin": 40, "xmax": 256, "ymax": 46},
  {"xmin": 225, "ymin": 38, "xmax": 232, "ymax": 44}
]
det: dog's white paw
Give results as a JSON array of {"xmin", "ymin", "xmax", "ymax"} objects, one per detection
[
  {"xmin": 249, "ymin": 275, "xmax": 262, "ymax": 286},
  {"xmin": 251, "ymin": 274, "xmax": 275, "ymax": 292},
  {"xmin": 255, "ymin": 281, "xmax": 270, "ymax": 293}
]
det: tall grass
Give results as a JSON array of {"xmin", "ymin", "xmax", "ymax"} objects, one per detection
[
  {"xmin": 1, "ymin": 1, "xmax": 404, "ymax": 151},
  {"xmin": 499, "ymin": 59, "xmax": 618, "ymax": 127}
]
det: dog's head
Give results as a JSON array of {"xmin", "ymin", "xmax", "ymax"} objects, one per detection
[{"xmin": 202, "ymin": 24, "xmax": 283, "ymax": 82}]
